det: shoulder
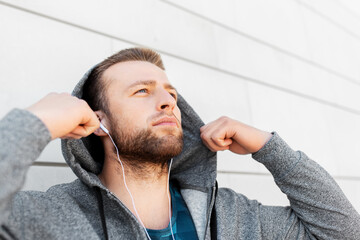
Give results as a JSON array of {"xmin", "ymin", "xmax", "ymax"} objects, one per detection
[
  {"xmin": 13, "ymin": 179, "xmax": 96, "ymax": 211},
  {"xmin": 7, "ymin": 180, "xmax": 101, "ymax": 238},
  {"xmin": 10, "ymin": 179, "xmax": 99, "ymax": 228}
]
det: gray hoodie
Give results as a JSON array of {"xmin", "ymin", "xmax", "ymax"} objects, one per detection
[{"xmin": 0, "ymin": 66, "xmax": 359, "ymax": 240}]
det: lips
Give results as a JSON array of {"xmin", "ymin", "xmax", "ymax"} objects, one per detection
[{"xmin": 152, "ymin": 116, "xmax": 179, "ymax": 127}]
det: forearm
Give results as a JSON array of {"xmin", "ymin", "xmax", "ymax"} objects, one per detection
[
  {"xmin": 0, "ymin": 109, "xmax": 51, "ymax": 224},
  {"xmin": 253, "ymin": 132, "xmax": 360, "ymax": 239}
]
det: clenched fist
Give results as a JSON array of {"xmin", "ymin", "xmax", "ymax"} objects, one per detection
[
  {"xmin": 26, "ymin": 93, "xmax": 100, "ymax": 140},
  {"xmin": 200, "ymin": 116, "xmax": 272, "ymax": 155}
]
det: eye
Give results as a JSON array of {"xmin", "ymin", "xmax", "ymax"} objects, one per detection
[
  {"xmin": 170, "ymin": 92, "xmax": 177, "ymax": 99},
  {"xmin": 135, "ymin": 89, "xmax": 148, "ymax": 94},
  {"xmin": 169, "ymin": 91, "xmax": 177, "ymax": 100}
]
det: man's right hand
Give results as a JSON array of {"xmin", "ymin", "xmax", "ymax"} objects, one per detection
[{"xmin": 26, "ymin": 93, "xmax": 100, "ymax": 140}]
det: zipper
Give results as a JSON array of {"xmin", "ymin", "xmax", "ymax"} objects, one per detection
[{"xmin": 203, "ymin": 181, "xmax": 218, "ymax": 240}]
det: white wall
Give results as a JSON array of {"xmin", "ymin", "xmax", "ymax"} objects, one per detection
[{"xmin": 1, "ymin": 0, "xmax": 359, "ymax": 212}]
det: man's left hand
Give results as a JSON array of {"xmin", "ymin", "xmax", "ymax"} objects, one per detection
[{"xmin": 200, "ymin": 116, "xmax": 272, "ymax": 155}]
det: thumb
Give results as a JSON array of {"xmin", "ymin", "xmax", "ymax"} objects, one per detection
[
  {"xmin": 223, "ymin": 138, "xmax": 233, "ymax": 146},
  {"xmin": 217, "ymin": 138, "xmax": 233, "ymax": 147}
]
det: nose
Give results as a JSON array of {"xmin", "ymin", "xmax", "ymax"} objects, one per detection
[{"xmin": 157, "ymin": 89, "xmax": 176, "ymax": 112}]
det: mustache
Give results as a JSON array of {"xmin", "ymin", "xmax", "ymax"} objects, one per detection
[{"xmin": 151, "ymin": 111, "xmax": 181, "ymax": 126}]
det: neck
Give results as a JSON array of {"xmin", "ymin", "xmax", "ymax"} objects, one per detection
[{"xmin": 98, "ymin": 144, "xmax": 172, "ymax": 230}]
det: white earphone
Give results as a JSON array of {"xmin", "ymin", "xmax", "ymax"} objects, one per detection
[{"xmin": 99, "ymin": 122, "xmax": 109, "ymax": 134}]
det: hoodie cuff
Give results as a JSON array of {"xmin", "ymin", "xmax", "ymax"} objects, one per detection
[
  {"xmin": 0, "ymin": 108, "xmax": 52, "ymax": 164},
  {"xmin": 252, "ymin": 132, "xmax": 302, "ymax": 180}
]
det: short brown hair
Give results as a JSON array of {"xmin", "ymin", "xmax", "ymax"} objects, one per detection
[{"xmin": 82, "ymin": 47, "xmax": 165, "ymax": 113}]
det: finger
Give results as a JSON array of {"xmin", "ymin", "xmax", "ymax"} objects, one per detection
[
  {"xmin": 207, "ymin": 139, "xmax": 229, "ymax": 152},
  {"xmin": 210, "ymin": 137, "xmax": 230, "ymax": 150},
  {"xmin": 71, "ymin": 124, "xmax": 98, "ymax": 137},
  {"xmin": 60, "ymin": 133, "xmax": 83, "ymax": 140},
  {"xmin": 201, "ymin": 132, "xmax": 228, "ymax": 152},
  {"xmin": 204, "ymin": 126, "xmax": 230, "ymax": 148},
  {"xmin": 79, "ymin": 105, "xmax": 100, "ymax": 136},
  {"xmin": 200, "ymin": 119, "xmax": 223, "ymax": 133},
  {"xmin": 208, "ymin": 126, "xmax": 229, "ymax": 146},
  {"xmin": 211, "ymin": 137, "xmax": 232, "ymax": 148},
  {"xmin": 201, "ymin": 137, "xmax": 219, "ymax": 152},
  {"xmin": 200, "ymin": 123, "xmax": 210, "ymax": 132},
  {"xmin": 70, "ymin": 125, "xmax": 88, "ymax": 136},
  {"xmin": 200, "ymin": 125, "xmax": 209, "ymax": 135}
]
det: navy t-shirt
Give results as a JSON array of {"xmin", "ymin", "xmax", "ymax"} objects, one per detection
[{"xmin": 146, "ymin": 182, "xmax": 198, "ymax": 240}]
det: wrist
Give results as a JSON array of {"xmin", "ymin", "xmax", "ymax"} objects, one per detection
[{"xmin": 255, "ymin": 131, "xmax": 273, "ymax": 152}]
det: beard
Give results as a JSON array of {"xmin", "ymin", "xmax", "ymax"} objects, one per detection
[{"xmin": 108, "ymin": 115, "xmax": 183, "ymax": 170}]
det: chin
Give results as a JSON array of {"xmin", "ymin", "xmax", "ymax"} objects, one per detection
[
  {"xmin": 158, "ymin": 133, "xmax": 184, "ymax": 155},
  {"xmin": 162, "ymin": 134, "xmax": 182, "ymax": 143},
  {"xmin": 156, "ymin": 127, "xmax": 182, "ymax": 138}
]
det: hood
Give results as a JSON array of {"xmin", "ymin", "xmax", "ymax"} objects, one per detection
[{"xmin": 61, "ymin": 65, "xmax": 217, "ymax": 193}]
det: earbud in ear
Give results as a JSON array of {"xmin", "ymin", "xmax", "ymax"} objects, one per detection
[{"xmin": 99, "ymin": 123, "xmax": 109, "ymax": 134}]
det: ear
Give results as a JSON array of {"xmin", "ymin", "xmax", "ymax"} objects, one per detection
[{"xmin": 94, "ymin": 110, "xmax": 109, "ymax": 137}]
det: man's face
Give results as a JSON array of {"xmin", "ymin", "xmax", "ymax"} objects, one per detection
[{"xmin": 101, "ymin": 61, "xmax": 183, "ymax": 167}]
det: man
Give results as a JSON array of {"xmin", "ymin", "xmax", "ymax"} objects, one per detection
[{"xmin": 0, "ymin": 48, "xmax": 359, "ymax": 239}]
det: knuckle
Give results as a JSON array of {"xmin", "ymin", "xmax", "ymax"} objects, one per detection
[
  {"xmin": 78, "ymin": 99, "xmax": 89, "ymax": 107},
  {"xmin": 219, "ymin": 116, "xmax": 228, "ymax": 121},
  {"xmin": 219, "ymin": 116, "xmax": 231, "ymax": 124}
]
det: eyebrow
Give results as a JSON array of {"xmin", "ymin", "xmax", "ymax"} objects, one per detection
[{"xmin": 127, "ymin": 80, "xmax": 177, "ymax": 91}]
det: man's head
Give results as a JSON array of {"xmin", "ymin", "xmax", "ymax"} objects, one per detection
[{"xmin": 82, "ymin": 48, "xmax": 183, "ymax": 169}]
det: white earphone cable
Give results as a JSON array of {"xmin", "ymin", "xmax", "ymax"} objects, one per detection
[{"xmin": 167, "ymin": 158, "xmax": 175, "ymax": 240}]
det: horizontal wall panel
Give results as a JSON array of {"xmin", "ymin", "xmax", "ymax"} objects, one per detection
[
  {"xmin": 22, "ymin": 165, "xmax": 77, "ymax": 191},
  {"xmin": 213, "ymin": 25, "xmax": 360, "ymax": 112},
  {"xmin": 35, "ymin": 139, "xmax": 64, "ymax": 163},
  {"xmin": 299, "ymin": 2, "xmax": 360, "ymax": 82},
  {"xmin": 298, "ymin": 0, "xmax": 360, "ymax": 37},
  {"xmin": 1, "ymin": 1, "xmax": 360, "ymax": 113},
  {"xmin": 337, "ymin": 0, "xmax": 360, "ymax": 18}
]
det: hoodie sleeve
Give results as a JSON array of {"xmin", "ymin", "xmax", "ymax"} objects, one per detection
[
  {"xmin": 252, "ymin": 132, "xmax": 360, "ymax": 239},
  {"xmin": 0, "ymin": 109, "xmax": 51, "ymax": 236}
]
